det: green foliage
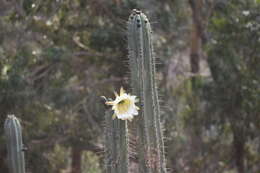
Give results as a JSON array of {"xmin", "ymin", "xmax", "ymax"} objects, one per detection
[
  {"xmin": 201, "ymin": 0, "xmax": 260, "ymax": 172},
  {"xmin": 48, "ymin": 144, "xmax": 70, "ymax": 172},
  {"xmin": 82, "ymin": 151, "xmax": 102, "ymax": 173},
  {"xmin": 207, "ymin": 0, "xmax": 260, "ymax": 116}
]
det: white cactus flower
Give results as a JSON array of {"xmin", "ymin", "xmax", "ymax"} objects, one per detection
[{"xmin": 105, "ymin": 87, "xmax": 139, "ymax": 121}]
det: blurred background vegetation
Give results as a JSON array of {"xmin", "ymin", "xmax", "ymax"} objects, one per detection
[{"xmin": 0, "ymin": 0, "xmax": 259, "ymax": 173}]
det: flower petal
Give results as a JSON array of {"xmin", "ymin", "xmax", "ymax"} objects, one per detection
[
  {"xmin": 105, "ymin": 101, "xmax": 114, "ymax": 105},
  {"xmin": 120, "ymin": 87, "xmax": 125, "ymax": 96},
  {"xmin": 133, "ymin": 109, "xmax": 138, "ymax": 115},
  {"xmin": 114, "ymin": 91, "xmax": 119, "ymax": 97},
  {"xmin": 112, "ymin": 114, "xmax": 116, "ymax": 119}
]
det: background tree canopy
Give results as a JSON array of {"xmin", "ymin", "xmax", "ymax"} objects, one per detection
[{"xmin": 0, "ymin": 0, "xmax": 259, "ymax": 173}]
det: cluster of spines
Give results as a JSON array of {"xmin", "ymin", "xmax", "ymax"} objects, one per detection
[{"xmin": 4, "ymin": 115, "xmax": 26, "ymax": 173}]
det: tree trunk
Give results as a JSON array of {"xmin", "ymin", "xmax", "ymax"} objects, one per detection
[
  {"xmin": 233, "ymin": 128, "xmax": 245, "ymax": 173},
  {"xmin": 189, "ymin": 0, "xmax": 202, "ymax": 77},
  {"xmin": 71, "ymin": 147, "xmax": 82, "ymax": 173},
  {"xmin": 188, "ymin": 1, "xmax": 203, "ymax": 173},
  {"xmin": 190, "ymin": 21, "xmax": 201, "ymax": 87}
]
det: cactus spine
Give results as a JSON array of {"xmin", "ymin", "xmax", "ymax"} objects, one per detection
[
  {"xmin": 104, "ymin": 110, "xmax": 129, "ymax": 173},
  {"xmin": 127, "ymin": 9, "xmax": 166, "ymax": 173},
  {"xmin": 4, "ymin": 115, "xmax": 26, "ymax": 173}
]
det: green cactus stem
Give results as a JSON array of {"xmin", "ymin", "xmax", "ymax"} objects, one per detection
[
  {"xmin": 4, "ymin": 115, "xmax": 26, "ymax": 173},
  {"xmin": 104, "ymin": 110, "xmax": 129, "ymax": 173},
  {"xmin": 127, "ymin": 9, "xmax": 166, "ymax": 173}
]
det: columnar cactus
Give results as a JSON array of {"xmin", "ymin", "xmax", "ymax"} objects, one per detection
[
  {"xmin": 104, "ymin": 110, "xmax": 129, "ymax": 173},
  {"xmin": 127, "ymin": 9, "xmax": 166, "ymax": 173},
  {"xmin": 4, "ymin": 115, "xmax": 26, "ymax": 173},
  {"xmin": 104, "ymin": 9, "xmax": 166, "ymax": 173}
]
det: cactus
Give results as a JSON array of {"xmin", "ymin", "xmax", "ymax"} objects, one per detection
[
  {"xmin": 4, "ymin": 115, "xmax": 26, "ymax": 173},
  {"xmin": 104, "ymin": 110, "xmax": 129, "ymax": 173},
  {"xmin": 127, "ymin": 9, "xmax": 166, "ymax": 173},
  {"xmin": 104, "ymin": 9, "xmax": 166, "ymax": 173}
]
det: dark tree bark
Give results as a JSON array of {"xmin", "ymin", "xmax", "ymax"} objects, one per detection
[
  {"xmin": 190, "ymin": 21, "xmax": 201, "ymax": 78},
  {"xmin": 188, "ymin": 2, "xmax": 202, "ymax": 172},
  {"xmin": 233, "ymin": 127, "xmax": 245, "ymax": 173},
  {"xmin": 71, "ymin": 147, "xmax": 82, "ymax": 173},
  {"xmin": 188, "ymin": 1, "xmax": 203, "ymax": 173},
  {"xmin": 189, "ymin": 0, "xmax": 203, "ymax": 87},
  {"xmin": 0, "ymin": 149, "xmax": 8, "ymax": 173}
]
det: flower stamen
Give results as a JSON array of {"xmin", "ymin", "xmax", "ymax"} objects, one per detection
[{"xmin": 117, "ymin": 99, "xmax": 131, "ymax": 114}]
